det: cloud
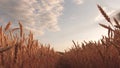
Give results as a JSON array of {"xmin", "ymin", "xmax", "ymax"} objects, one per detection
[
  {"xmin": 95, "ymin": 7, "xmax": 115, "ymax": 22},
  {"xmin": 0, "ymin": 0, "xmax": 64, "ymax": 35},
  {"xmin": 73, "ymin": 0, "xmax": 83, "ymax": 5}
]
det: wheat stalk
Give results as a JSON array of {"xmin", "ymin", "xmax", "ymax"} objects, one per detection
[
  {"xmin": 97, "ymin": 4, "xmax": 112, "ymax": 25},
  {"xmin": 19, "ymin": 22, "xmax": 23, "ymax": 37},
  {"xmin": 14, "ymin": 43, "xmax": 19, "ymax": 63},
  {"xmin": 12, "ymin": 28, "xmax": 20, "ymax": 32},
  {"xmin": 99, "ymin": 23, "xmax": 113, "ymax": 31},
  {"xmin": 4, "ymin": 22, "xmax": 11, "ymax": 31},
  {"xmin": 29, "ymin": 31, "xmax": 33, "ymax": 40},
  {"xmin": 0, "ymin": 45, "xmax": 13, "ymax": 53},
  {"xmin": 0, "ymin": 26, "xmax": 3, "ymax": 46},
  {"xmin": 113, "ymin": 18, "xmax": 120, "ymax": 29},
  {"xmin": 72, "ymin": 40, "xmax": 77, "ymax": 48}
]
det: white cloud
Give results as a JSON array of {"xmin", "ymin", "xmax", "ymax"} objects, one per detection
[
  {"xmin": 0, "ymin": 0, "xmax": 64, "ymax": 35},
  {"xmin": 73, "ymin": 0, "xmax": 83, "ymax": 5},
  {"xmin": 25, "ymin": 26, "xmax": 44, "ymax": 35}
]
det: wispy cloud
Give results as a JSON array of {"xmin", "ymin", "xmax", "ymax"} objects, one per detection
[
  {"xmin": 73, "ymin": 0, "xmax": 83, "ymax": 5},
  {"xmin": 0, "ymin": 0, "xmax": 64, "ymax": 35}
]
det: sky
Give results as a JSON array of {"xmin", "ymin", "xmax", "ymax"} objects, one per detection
[{"xmin": 0, "ymin": 0, "xmax": 120, "ymax": 51}]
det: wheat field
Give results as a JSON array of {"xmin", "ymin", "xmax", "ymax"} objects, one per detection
[{"xmin": 0, "ymin": 5, "xmax": 120, "ymax": 68}]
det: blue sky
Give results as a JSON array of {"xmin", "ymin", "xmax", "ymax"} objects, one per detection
[{"xmin": 0, "ymin": 0, "xmax": 120, "ymax": 51}]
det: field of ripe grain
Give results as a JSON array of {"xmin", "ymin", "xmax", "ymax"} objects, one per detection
[{"xmin": 0, "ymin": 5, "xmax": 120, "ymax": 68}]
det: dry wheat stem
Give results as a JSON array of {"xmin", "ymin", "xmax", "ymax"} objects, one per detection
[{"xmin": 5, "ymin": 22, "xmax": 11, "ymax": 31}]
